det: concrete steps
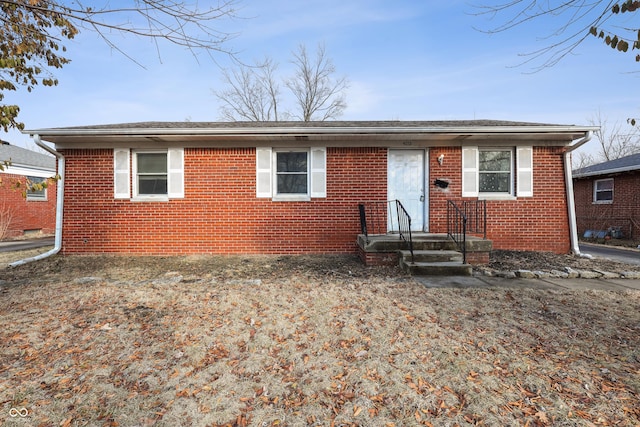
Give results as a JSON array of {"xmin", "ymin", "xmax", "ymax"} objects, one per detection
[
  {"xmin": 357, "ymin": 233, "xmax": 490, "ymax": 276},
  {"xmin": 399, "ymin": 249, "xmax": 473, "ymax": 276}
]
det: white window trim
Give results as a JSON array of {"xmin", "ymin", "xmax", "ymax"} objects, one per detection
[
  {"xmin": 478, "ymin": 147, "xmax": 514, "ymax": 199},
  {"xmin": 256, "ymin": 147, "xmax": 327, "ymax": 201},
  {"xmin": 462, "ymin": 146, "xmax": 533, "ymax": 199},
  {"xmin": 26, "ymin": 191, "xmax": 47, "ymax": 201},
  {"xmin": 26, "ymin": 176, "xmax": 47, "ymax": 201},
  {"xmin": 593, "ymin": 178, "xmax": 614, "ymax": 204},
  {"xmin": 132, "ymin": 150, "xmax": 170, "ymax": 201},
  {"xmin": 114, "ymin": 148, "xmax": 184, "ymax": 201},
  {"xmin": 273, "ymin": 148, "xmax": 311, "ymax": 201}
]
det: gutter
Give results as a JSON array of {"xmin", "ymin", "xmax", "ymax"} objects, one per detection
[
  {"xmin": 10, "ymin": 134, "xmax": 64, "ymax": 267},
  {"xmin": 563, "ymin": 131, "xmax": 593, "ymax": 256},
  {"xmin": 25, "ymin": 124, "xmax": 599, "ymax": 137}
]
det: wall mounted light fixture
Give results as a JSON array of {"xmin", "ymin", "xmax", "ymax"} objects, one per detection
[{"xmin": 437, "ymin": 154, "xmax": 445, "ymax": 165}]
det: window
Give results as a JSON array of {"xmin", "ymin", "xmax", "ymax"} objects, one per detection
[
  {"xmin": 113, "ymin": 148, "xmax": 184, "ymax": 200},
  {"xmin": 594, "ymin": 178, "xmax": 613, "ymax": 203},
  {"xmin": 479, "ymin": 149, "xmax": 512, "ymax": 194},
  {"xmin": 462, "ymin": 146, "xmax": 533, "ymax": 198},
  {"xmin": 256, "ymin": 147, "xmax": 326, "ymax": 200},
  {"xmin": 136, "ymin": 152, "xmax": 168, "ymax": 195},
  {"xmin": 276, "ymin": 151, "xmax": 308, "ymax": 195},
  {"xmin": 26, "ymin": 176, "xmax": 46, "ymax": 201}
]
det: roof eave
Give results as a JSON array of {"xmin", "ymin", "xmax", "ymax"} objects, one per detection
[
  {"xmin": 573, "ymin": 164, "xmax": 640, "ymax": 178},
  {"xmin": 24, "ymin": 124, "xmax": 598, "ymax": 138}
]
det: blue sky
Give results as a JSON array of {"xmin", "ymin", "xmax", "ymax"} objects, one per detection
[{"xmin": 4, "ymin": 0, "xmax": 639, "ymax": 158}]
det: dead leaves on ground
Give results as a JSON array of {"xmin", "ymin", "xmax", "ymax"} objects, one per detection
[{"xmin": 1, "ymin": 270, "xmax": 639, "ymax": 426}]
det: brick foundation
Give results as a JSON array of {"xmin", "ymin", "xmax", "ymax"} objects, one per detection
[
  {"xmin": 465, "ymin": 251, "xmax": 490, "ymax": 265},
  {"xmin": 357, "ymin": 246, "xmax": 400, "ymax": 266}
]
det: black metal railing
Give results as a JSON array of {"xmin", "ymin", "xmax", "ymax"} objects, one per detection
[
  {"xmin": 461, "ymin": 199, "xmax": 487, "ymax": 239},
  {"xmin": 358, "ymin": 200, "xmax": 414, "ymax": 262},
  {"xmin": 447, "ymin": 200, "xmax": 467, "ymax": 264},
  {"xmin": 447, "ymin": 199, "xmax": 487, "ymax": 264},
  {"xmin": 358, "ymin": 201, "xmax": 390, "ymax": 237}
]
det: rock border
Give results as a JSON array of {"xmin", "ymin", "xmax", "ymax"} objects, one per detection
[{"xmin": 474, "ymin": 266, "xmax": 640, "ymax": 279}]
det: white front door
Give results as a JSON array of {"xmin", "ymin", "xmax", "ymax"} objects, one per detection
[{"xmin": 388, "ymin": 149, "xmax": 426, "ymax": 232}]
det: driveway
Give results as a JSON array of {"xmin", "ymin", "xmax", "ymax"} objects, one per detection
[
  {"xmin": 0, "ymin": 237, "xmax": 54, "ymax": 253},
  {"xmin": 579, "ymin": 242, "xmax": 640, "ymax": 266}
]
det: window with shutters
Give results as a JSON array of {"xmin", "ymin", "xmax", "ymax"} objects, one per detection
[
  {"xmin": 256, "ymin": 147, "xmax": 326, "ymax": 200},
  {"xmin": 113, "ymin": 148, "xmax": 184, "ymax": 200},
  {"xmin": 462, "ymin": 146, "xmax": 533, "ymax": 199}
]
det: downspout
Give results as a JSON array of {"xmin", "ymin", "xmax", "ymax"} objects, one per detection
[
  {"xmin": 10, "ymin": 134, "xmax": 64, "ymax": 267},
  {"xmin": 564, "ymin": 130, "xmax": 592, "ymax": 256}
]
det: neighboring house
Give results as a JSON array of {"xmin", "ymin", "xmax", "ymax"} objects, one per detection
[
  {"xmin": 573, "ymin": 152, "xmax": 640, "ymax": 240},
  {"xmin": 23, "ymin": 120, "xmax": 594, "ymax": 259},
  {"xmin": 0, "ymin": 141, "xmax": 57, "ymax": 239}
]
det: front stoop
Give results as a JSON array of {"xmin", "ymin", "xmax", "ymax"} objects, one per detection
[
  {"xmin": 398, "ymin": 250, "xmax": 472, "ymax": 276},
  {"xmin": 357, "ymin": 233, "xmax": 492, "ymax": 276}
]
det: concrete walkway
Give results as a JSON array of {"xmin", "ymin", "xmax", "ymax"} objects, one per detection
[{"xmin": 416, "ymin": 275, "xmax": 640, "ymax": 291}]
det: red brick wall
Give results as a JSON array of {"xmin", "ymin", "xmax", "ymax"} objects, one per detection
[
  {"xmin": 574, "ymin": 172, "xmax": 640, "ymax": 239},
  {"xmin": 0, "ymin": 173, "xmax": 57, "ymax": 239},
  {"xmin": 428, "ymin": 146, "xmax": 571, "ymax": 253},
  {"xmin": 60, "ymin": 145, "xmax": 571, "ymax": 255},
  {"xmin": 60, "ymin": 147, "xmax": 387, "ymax": 255}
]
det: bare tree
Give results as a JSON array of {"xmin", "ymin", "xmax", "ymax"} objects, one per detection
[
  {"xmin": 0, "ymin": 200, "xmax": 15, "ymax": 240},
  {"xmin": 286, "ymin": 44, "xmax": 348, "ymax": 121},
  {"xmin": 214, "ymin": 43, "xmax": 349, "ymax": 121},
  {"xmin": 574, "ymin": 110, "xmax": 640, "ymax": 168},
  {"xmin": 0, "ymin": 0, "xmax": 240, "ymax": 131},
  {"xmin": 217, "ymin": 58, "xmax": 282, "ymax": 121},
  {"xmin": 474, "ymin": 1, "xmax": 640, "ymax": 71}
]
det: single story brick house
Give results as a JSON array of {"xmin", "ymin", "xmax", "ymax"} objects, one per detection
[
  {"xmin": 0, "ymin": 141, "xmax": 57, "ymax": 239},
  {"xmin": 573, "ymin": 152, "xmax": 640, "ymax": 240},
  {"xmin": 21, "ymin": 120, "xmax": 595, "ymax": 259}
]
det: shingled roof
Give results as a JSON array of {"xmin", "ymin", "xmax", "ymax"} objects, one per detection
[
  {"xmin": 573, "ymin": 152, "xmax": 640, "ymax": 178},
  {"xmin": 29, "ymin": 119, "xmax": 581, "ymax": 131},
  {"xmin": 0, "ymin": 142, "xmax": 56, "ymax": 171}
]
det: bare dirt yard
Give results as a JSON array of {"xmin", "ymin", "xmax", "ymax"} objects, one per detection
[{"xmin": 1, "ymin": 249, "xmax": 639, "ymax": 426}]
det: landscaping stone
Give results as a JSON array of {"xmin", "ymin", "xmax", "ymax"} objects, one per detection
[
  {"xmin": 621, "ymin": 271, "xmax": 640, "ymax": 279},
  {"xmin": 577, "ymin": 270, "xmax": 602, "ymax": 279},
  {"xmin": 564, "ymin": 267, "xmax": 579, "ymax": 278},
  {"xmin": 533, "ymin": 271, "xmax": 550, "ymax": 278},
  {"xmin": 550, "ymin": 270, "xmax": 569, "ymax": 278},
  {"xmin": 495, "ymin": 271, "xmax": 517, "ymax": 279},
  {"xmin": 593, "ymin": 270, "xmax": 620, "ymax": 279},
  {"xmin": 515, "ymin": 270, "xmax": 535, "ymax": 279}
]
